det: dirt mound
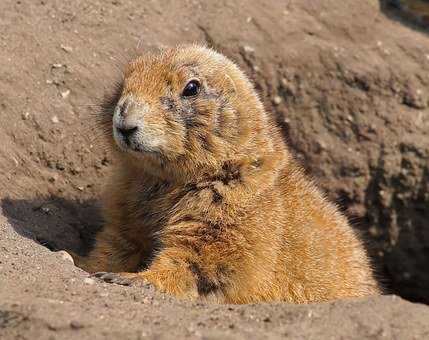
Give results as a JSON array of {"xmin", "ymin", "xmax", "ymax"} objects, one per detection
[{"xmin": 1, "ymin": 0, "xmax": 428, "ymax": 338}]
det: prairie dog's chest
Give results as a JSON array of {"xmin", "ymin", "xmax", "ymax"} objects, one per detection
[{"xmin": 126, "ymin": 181, "xmax": 178, "ymax": 222}]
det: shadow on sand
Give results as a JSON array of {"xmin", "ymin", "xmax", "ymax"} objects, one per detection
[
  {"xmin": 380, "ymin": 0, "xmax": 429, "ymax": 36},
  {"xmin": 1, "ymin": 196, "xmax": 103, "ymax": 256}
]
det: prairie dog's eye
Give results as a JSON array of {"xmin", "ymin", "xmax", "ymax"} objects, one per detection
[{"xmin": 182, "ymin": 79, "xmax": 201, "ymax": 97}]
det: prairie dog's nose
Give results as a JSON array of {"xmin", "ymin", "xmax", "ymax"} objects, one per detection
[
  {"xmin": 116, "ymin": 125, "xmax": 138, "ymax": 139},
  {"xmin": 116, "ymin": 96, "xmax": 145, "ymax": 118},
  {"xmin": 113, "ymin": 96, "xmax": 144, "ymax": 143}
]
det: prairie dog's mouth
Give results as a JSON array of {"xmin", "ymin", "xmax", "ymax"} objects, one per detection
[
  {"xmin": 112, "ymin": 96, "xmax": 167, "ymax": 155},
  {"xmin": 112, "ymin": 123, "xmax": 164, "ymax": 156}
]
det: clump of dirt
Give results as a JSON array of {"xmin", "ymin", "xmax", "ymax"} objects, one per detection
[{"xmin": 0, "ymin": 0, "xmax": 429, "ymax": 338}]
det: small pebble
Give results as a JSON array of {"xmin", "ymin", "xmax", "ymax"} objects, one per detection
[
  {"xmin": 243, "ymin": 45, "xmax": 255, "ymax": 53},
  {"xmin": 70, "ymin": 320, "xmax": 84, "ymax": 329},
  {"xmin": 61, "ymin": 90, "xmax": 70, "ymax": 99},
  {"xmin": 61, "ymin": 44, "xmax": 73, "ymax": 53},
  {"xmin": 83, "ymin": 278, "xmax": 95, "ymax": 285},
  {"xmin": 142, "ymin": 297, "xmax": 152, "ymax": 304},
  {"xmin": 41, "ymin": 206, "xmax": 51, "ymax": 214},
  {"xmin": 57, "ymin": 250, "xmax": 74, "ymax": 265},
  {"xmin": 273, "ymin": 96, "xmax": 282, "ymax": 105}
]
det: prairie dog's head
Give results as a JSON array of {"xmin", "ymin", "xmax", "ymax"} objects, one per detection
[{"xmin": 101, "ymin": 45, "xmax": 277, "ymax": 177}]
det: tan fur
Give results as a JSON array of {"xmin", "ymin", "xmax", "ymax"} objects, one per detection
[{"xmin": 74, "ymin": 45, "xmax": 380, "ymax": 304}]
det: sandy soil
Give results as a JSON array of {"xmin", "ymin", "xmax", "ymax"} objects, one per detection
[{"xmin": 1, "ymin": 0, "xmax": 428, "ymax": 338}]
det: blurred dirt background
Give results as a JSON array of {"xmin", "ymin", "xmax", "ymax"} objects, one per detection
[{"xmin": 0, "ymin": 0, "xmax": 428, "ymax": 339}]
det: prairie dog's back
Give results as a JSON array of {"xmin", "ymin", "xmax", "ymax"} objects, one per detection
[{"xmin": 275, "ymin": 166, "xmax": 379, "ymax": 301}]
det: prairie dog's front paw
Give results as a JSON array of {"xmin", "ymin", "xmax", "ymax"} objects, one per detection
[
  {"xmin": 91, "ymin": 272, "xmax": 133, "ymax": 286},
  {"xmin": 91, "ymin": 272, "xmax": 150, "ymax": 286}
]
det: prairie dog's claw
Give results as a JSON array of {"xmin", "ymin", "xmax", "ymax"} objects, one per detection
[{"xmin": 91, "ymin": 272, "xmax": 133, "ymax": 286}]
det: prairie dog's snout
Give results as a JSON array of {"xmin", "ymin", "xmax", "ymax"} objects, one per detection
[
  {"xmin": 112, "ymin": 96, "xmax": 166, "ymax": 153},
  {"xmin": 113, "ymin": 96, "xmax": 141, "ymax": 145}
]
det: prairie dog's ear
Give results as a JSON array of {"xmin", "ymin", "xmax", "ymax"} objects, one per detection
[{"xmin": 221, "ymin": 73, "xmax": 237, "ymax": 97}]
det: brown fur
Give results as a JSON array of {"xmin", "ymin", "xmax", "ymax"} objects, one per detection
[{"xmin": 74, "ymin": 45, "xmax": 380, "ymax": 304}]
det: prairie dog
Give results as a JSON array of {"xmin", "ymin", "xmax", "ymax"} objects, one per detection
[{"xmin": 74, "ymin": 45, "xmax": 380, "ymax": 304}]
